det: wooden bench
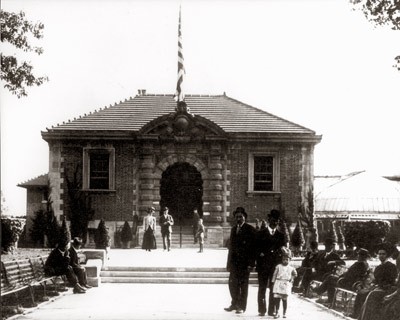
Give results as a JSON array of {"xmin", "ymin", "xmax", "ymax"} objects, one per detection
[{"xmin": 1, "ymin": 255, "xmax": 67, "ymax": 313}]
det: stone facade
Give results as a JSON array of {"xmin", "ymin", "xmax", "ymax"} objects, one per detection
[{"xmin": 42, "ymin": 96, "xmax": 321, "ymax": 247}]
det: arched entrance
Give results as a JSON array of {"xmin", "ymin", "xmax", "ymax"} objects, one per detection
[{"xmin": 160, "ymin": 162, "xmax": 203, "ymax": 224}]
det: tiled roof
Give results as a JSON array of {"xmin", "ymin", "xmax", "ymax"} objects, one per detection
[
  {"xmin": 17, "ymin": 174, "xmax": 48, "ymax": 188},
  {"xmin": 315, "ymin": 171, "xmax": 400, "ymax": 213},
  {"xmin": 45, "ymin": 94, "xmax": 315, "ymax": 134}
]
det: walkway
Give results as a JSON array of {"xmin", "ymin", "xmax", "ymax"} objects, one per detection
[{"xmin": 11, "ymin": 249, "xmax": 345, "ymax": 320}]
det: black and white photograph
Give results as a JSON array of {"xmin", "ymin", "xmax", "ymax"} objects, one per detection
[{"xmin": 1, "ymin": 1, "xmax": 399, "ymax": 319}]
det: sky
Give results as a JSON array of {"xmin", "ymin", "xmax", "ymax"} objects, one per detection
[{"xmin": 1, "ymin": 0, "xmax": 400, "ymax": 216}]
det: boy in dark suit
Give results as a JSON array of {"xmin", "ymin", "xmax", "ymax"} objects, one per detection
[
  {"xmin": 225, "ymin": 207, "xmax": 256, "ymax": 314},
  {"xmin": 256, "ymin": 209, "xmax": 286, "ymax": 316}
]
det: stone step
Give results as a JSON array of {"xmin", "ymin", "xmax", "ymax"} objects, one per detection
[
  {"xmin": 101, "ymin": 276, "xmax": 258, "ymax": 284},
  {"xmin": 100, "ymin": 266, "xmax": 258, "ymax": 284}
]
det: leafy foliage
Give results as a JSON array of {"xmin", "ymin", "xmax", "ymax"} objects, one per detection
[
  {"xmin": 94, "ymin": 219, "xmax": 110, "ymax": 249},
  {"xmin": 298, "ymin": 185, "xmax": 319, "ymax": 243},
  {"xmin": 351, "ymin": 1, "xmax": 400, "ymax": 70},
  {"xmin": 120, "ymin": 221, "xmax": 133, "ymax": 244},
  {"xmin": 1, "ymin": 218, "xmax": 26, "ymax": 252},
  {"xmin": 0, "ymin": 10, "xmax": 48, "ymax": 98},
  {"xmin": 343, "ymin": 220, "xmax": 391, "ymax": 254},
  {"xmin": 65, "ymin": 165, "xmax": 94, "ymax": 245}
]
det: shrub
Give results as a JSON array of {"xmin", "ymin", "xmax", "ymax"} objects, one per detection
[
  {"xmin": 120, "ymin": 221, "xmax": 133, "ymax": 244},
  {"xmin": 1, "ymin": 218, "xmax": 26, "ymax": 252},
  {"xmin": 291, "ymin": 221, "xmax": 305, "ymax": 249},
  {"xmin": 94, "ymin": 219, "xmax": 110, "ymax": 249},
  {"xmin": 343, "ymin": 221, "xmax": 390, "ymax": 254}
]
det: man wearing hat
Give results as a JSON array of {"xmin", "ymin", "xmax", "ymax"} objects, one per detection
[
  {"xmin": 159, "ymin": 207, "xmax": 174, "ymax": 251},
  {"xmin": 255, "ymin": 209, "xmax": 286, "ymax": 317},
  {"xmin": 225, "ymin": 207, "xmax": 256, "ymax": 314},
  {"xmin": 69, "ymin": 237, "xmax": 92, "ymax": 289}
]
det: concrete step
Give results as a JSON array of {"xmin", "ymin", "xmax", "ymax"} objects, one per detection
[{"xmin": 100, "ymin": 266, "xmax": 258, "ymax": 284}]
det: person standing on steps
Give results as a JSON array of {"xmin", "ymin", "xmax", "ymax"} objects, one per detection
[
  {"xmin": 142, "ymin": 206, "xmax": 157, "ymax": 252},
  {"xmin": 159, "ymin": 207, "xmax": 174, "ymax": 251},
  {"xmin": 193, "ymin": 208, "xmax": 200, "ymax": 244},
  {"xmin": 196, "ymin": 218, "xmax": 205, "ymax": 253},
  {"xmin": 224, "ymin": 207, "xmax": 256, "ymax": 314}
]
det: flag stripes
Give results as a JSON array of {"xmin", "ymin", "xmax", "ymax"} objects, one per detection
[{"xmin": 175, "ymin": 6, "xmax": 185, "ymax": 102}]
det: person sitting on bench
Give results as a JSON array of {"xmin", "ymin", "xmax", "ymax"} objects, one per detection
[
  {"xmin": 69, "ymin": 237, "xmax": 92, "ymax": 289},
  {"xmin": 314, "ymin": 248, "xmax": 370, "ymax": 304},
  {"xmin": 44, "ymin": 242, "xmax": 86, "ymax": 294}
]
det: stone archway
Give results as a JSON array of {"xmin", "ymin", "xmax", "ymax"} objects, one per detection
[{"xmin": 160, "ymin": 162, "xmax": 203, "ymax": 224}]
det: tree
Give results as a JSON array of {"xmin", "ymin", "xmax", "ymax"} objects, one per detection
[
  {"xmin": 279, "ymin": 219, "xmax": 290, "ymax": 248},
  {"xmin": 65, "ymin": 165, "xmax": 95, "ymax": 245},
  {"xmin": 94, "ymin": 219, "xmax": 110, "ymax": 249},
  {"xmin": 327, "ymin": 220, "xmax": 338, "ymax": 244},
  {"xmin": 0, "ymin": 10, "xmax": 48, "ymax": 98},
  {"xmin": 298, "ymin": 185, "xmax": 319, "ymax": 246},
  {"xmin": 343, "ymin": 220, "xmax": 390, "ymax": 254},
  {"xmin": 291, "ymin": 221, "xmax": 305, "ymax": 255},
  {"xmin": 351, "ymin": 0, "xmax": 400, "ymax": 70},
  {"xmin": 120, "ymin": 221, "xmax": 133, "ymax": 248},
  {"xmin": 336, "ymin": 225, "xmax": 346, "ymax": 250},
  {"xmin": 59, "ymin": 216, "xmax": 71, "ymax": 248}
]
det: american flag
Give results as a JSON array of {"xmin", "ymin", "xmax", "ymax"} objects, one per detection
[{"xmin": 175, "ymin": 6, "xmax": 185, "ymax": 102}]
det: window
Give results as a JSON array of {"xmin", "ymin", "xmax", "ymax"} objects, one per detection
[
  {"xmin": 254, "ymin": 156, "xmax": 273, "ymax": 191},
  {"xmin": 83, "ymin": 147, "xmax": 115, "ymax": 190},
  {"xmin": 90, "ymin": 153, "xmax": 109, "ymax": 189},
  {"xmin": 248, "ymin": 153, "xmax": 279, "ymax": 192}
]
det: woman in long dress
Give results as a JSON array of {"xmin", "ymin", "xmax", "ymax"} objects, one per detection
[{"xmin": 142, "ymin": 206, "xmax": 157, "ymax": 251}]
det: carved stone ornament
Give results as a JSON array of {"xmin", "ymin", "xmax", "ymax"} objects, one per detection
[{"xmin": 139, "ymin": 101, "xmax": 226, "ymax": 143}]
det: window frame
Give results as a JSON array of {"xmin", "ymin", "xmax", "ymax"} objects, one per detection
[
  {"xmin": 83, "ymin": 147, "xmax": 115, "ymax": 191},
  {"xmin": 248, "ymin": 152, "xmax": 280, "ymax": 193}
]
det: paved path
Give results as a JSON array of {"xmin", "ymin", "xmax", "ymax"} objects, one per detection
[
  {"xmin": 12, "ymin": 283, "xmax": 345, "ymax": 320},
  {"xmin": 10, "ymin": 249, "xmax": 346, "ymax": 320}
]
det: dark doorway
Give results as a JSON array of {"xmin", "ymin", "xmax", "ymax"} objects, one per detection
[{"xmin": 160, "ymin": 162, "xmax": 203, "ymax": 224}]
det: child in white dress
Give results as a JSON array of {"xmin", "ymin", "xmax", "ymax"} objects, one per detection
[{"xmin": 272, "ymin": 253, "xmax": 297, "ymax": 318}]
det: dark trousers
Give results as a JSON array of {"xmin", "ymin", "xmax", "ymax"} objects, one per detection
[
  {"xmin": 73, "ymin": 266, "xmax": 87, "ymax": 286},
  {"xmin": 315, "ymin": 274, "xmax": 339, "ymax": 302},
  {"xmin": 228, "ymin": 267, "xmax": 250, "ymax": 311},
  {"xmin": 258, "ymin": 267, "xmax": 275, "ymax": 315},
  {"xmin": 162, "ymin": 231, "xmax": 171, "ymax": 250},
  {"xmin": 50, "ymin": 265, "xmax": 78, "ymax": 286}
]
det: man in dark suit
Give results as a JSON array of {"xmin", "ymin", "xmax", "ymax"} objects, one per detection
[
  {"xmin": 44, "ymin": 242, "xmax": 86, "ymax": 294},
  {"xmin": 224, "ymin": 207, "xmax": 256, "ymax": 314},
  {"xmin": 159, "ymin": 207, "xmax": 174, "ymax": 251},
  {"xmin": 256, "ymin": 209, "xmax": 285, "ymax": 317},
  {"xmin": 69, "ymin": 237, "xmax": 92, "ymax": 289}
]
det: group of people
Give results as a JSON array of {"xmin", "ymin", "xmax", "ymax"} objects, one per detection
[
  {"xmin": 225, "ymin": 207, "xmax": 294, "ymax": 318},
  {"xmin": 293, "ymin": 231, "xmax": 399, "ymax": 320},
  {"xmin": 44, "ymin": 237, "xmax": 92, "ymax": 294},
  {"xmin": 141, "ymin": 206, "xmax": 206, "ymax": 253}
]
